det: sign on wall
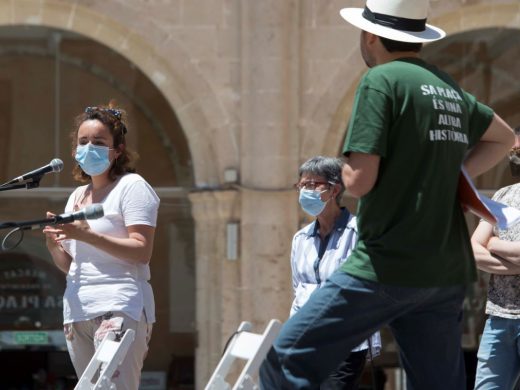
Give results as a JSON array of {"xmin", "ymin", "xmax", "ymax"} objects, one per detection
[{"xmin": 0, "ymin": 252, "xmax": 65, "ymax": 331}]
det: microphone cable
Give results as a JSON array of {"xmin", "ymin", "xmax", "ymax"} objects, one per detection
[{"xmin": 1, "ymin": 227, "xmax": 23, "ymax": 251}]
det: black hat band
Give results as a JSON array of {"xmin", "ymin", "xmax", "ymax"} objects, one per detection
[{"xmin": 362, "ymin": 6, "xmax": 426, "ymax": 32}]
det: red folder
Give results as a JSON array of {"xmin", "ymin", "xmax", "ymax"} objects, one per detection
[{"xmin": 458, "ymin": 169, "xmax": 498, "ymax": 225}]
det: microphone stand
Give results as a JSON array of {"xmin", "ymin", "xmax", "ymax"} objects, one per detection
[
  {"xmin": 0, "ymin": 177, "xmax": 41, "ymax": 191},
  {"xmin": 0, "ymin": 176, "xmax": 43, "ymax": 250},
  {"xmin": 0, "ymin": 217, "xmax": 58, "ymax": 230}
]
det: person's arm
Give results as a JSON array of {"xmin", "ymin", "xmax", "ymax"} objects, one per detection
[
  {"xmin": 44, "ymin": 221, "xmax": 155, "ymax": 265},
  {"xmin": 471, "ymin": 220, "xmax": 520, "ymax": 275},
  {"xmin": 464, "ymin": 114, "xmax": 515, "ymax": 178},
  {"xmin": 342, "ymin": 153, "xmax": 381, "ymax": 198},
  {"xmin": 486, "ymin": 236, "xmax": 520, "ymax": 265},
  {"xmin": 46, "ymin": 179, "xmax": 158, "ymax": 265}
]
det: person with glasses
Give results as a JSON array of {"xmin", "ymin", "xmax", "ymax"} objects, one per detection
[
  {"xmin": 43, "ymin": 104, "xmax": 159, "ymax": 389},
  {"xmin": 260, "ymin": 0, "xmax": 514, "ymax": 388},
  {"xmin": 292, "ymin": 156, "xmax": 380, "ymax": 389}
]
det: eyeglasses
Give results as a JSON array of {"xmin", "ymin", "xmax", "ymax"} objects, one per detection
[
  {"xmin": 85, "ymin": 106, "xmax": 122, "ymax": 120},
  {"xmin": 294, "ymin": 181, "xmax": 334, "ymax": 191}
]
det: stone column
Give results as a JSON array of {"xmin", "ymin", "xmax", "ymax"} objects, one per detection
[
  {"xmin": 190, "ymin": 187, "xmax": 297, "ymax": 388},
  {"xmin": 189, "ymin": 189, "xmax": 241, "ymax": 388},
  {"xmin": 192, "ymin": 1, "xmax": 302, "ymax": 386},
  {"xmin": 238, "ymin": 0, "xmax": 301, "ymax": 325},
  {"xmin": 240, "ymin": 189, "xmax": 296, "ymax": 324}
]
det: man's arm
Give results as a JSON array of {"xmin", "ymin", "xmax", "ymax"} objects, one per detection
[
  {"xmin": 464, "ymin": 114, "xmax": 515, "ymax": 178},
  {"xmin": 342, "ymin": 153, "xmax": 380, "ymax": 198},
  {"xmin": 471, "ymin": 220, "xmax": 520, "ymax": 275}
]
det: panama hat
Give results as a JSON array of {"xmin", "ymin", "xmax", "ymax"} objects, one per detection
[{"xmin": 340, "ymin": 0, "xmax": 445, "ymax": 43}]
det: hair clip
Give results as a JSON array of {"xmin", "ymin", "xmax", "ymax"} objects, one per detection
[
  {"xmin": 106, "ymin": 108, "xmax": 122, "ymax": 119},
  {"xmin": 84, "ymin": 106, "xmax": 122, "ymax": 120}
]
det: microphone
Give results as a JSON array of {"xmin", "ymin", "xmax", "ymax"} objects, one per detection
[
  {"xmin": 5, "ymin": 158, "xmax": 64, "ymax": 185},
  {"xmin": 54, "ymin": 204, "xmax": 105, "ymax": 225},
  {"xmin": 8, "ymin": 204, "xmax": 105, "ymax": 231}
]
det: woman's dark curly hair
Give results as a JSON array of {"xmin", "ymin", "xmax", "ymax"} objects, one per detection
[{"xmin": 70, "ymin": 104, "xmax": 138, "ymax": 182}]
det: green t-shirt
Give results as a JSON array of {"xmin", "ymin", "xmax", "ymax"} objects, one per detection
[{"xmin": 342, "ymin": 57, "xmax": 494, "ymax": 287}]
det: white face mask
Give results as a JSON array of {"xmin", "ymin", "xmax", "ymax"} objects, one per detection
[{"xmin": 75, "ymin": 143, "xmax": 111, "ymax": 176}]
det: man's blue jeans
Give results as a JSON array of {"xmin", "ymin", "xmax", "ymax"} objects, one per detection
[
  {"xmin": 259, "ymin": 271, "xmax": 466, "ymax": 390},
  {"xmin": 475, "ymin": 316, "xmax": 520, "ymax": 389}
]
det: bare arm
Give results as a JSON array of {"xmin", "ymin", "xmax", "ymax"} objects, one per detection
[
  {"xmin": 464, "ymin": 114, "xmax": 514, "ymax": 178},
  {"xmin": 342, "ymin": 153, "xmax": 381, "ymax": 198},
  {"xmin": 44, "ymin": 218, "xmax": 156, "ymax": 265},
  {"xmin": 487, "ymin": 236, "xmax": 520, "ymax": 265},
  {"xmin": 471, "ymin": 220, "xmax": 520, "ymax": 275}
]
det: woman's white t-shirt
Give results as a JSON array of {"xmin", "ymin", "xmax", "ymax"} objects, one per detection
[{"xmin": 61, "ymin": 173, "xmax": 160, "ymax": 325}]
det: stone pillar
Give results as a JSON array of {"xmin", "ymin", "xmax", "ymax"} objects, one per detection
[
  {"xmin": 190, "ymin": 186, "xmax": 297, "ymax": 388},
  {"xmin": 240, "ymin": 189, "xmax": 296, "ymax": 324},
  {"xmin": 238, "ymin": 0, "xmax": 300, "ymax": 325},
  {"xmin": 189, "ymin": 190, "xmax": 241, "ymax": 388},
  {"xmin": 191, "ymin": 1, "xmax": 302, "ymax": 387}
]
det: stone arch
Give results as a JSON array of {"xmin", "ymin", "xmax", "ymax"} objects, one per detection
[
  {"xmin": 0, "ymin": 0, "xmax": 236, "ymax": 187},
  {"xmin": 301, "ymin": 2, "xmax": 520, "ymax": 159}
]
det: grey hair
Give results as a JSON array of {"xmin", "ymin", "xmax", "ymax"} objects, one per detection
[{"xmin": 298, "ymin": 156, "xmax": 345, "ymax": 203}]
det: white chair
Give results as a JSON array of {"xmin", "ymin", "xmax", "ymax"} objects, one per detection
[
  {"xmin": 74, "ymin": 328, "xmax": 136, "ymax": 390},
  {"xmin": 205, "ymin": 319, "xmax": 282, "ymax": 390}
]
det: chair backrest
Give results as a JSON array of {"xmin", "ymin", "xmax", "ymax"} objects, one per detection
[
  {"xmin": 75, "ymin": 328, "xmax": 136, "ymax": 390},
  {"xmin": 205, "ymin": 319, "xmax": 282, "ymax": 390}
]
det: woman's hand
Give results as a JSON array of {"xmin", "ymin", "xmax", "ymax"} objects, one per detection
[
  {"xmin": 43, "ymin": 212, "xmax": 62, "ymax": 248},
  {"xmin": 42, "ymin": 211, "xmax": 73, "ymax": 274},
  {"xmin": 43, "ymin": 213, "xmax": 93, "ymax": 243}
]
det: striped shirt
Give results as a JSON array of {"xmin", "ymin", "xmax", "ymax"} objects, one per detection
[{"xmin": 290, "ymin": 208, "xmax": 381, "ymax": 354}]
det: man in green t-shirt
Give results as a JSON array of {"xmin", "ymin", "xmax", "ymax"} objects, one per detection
[{"xmin": 260, "ymin": 0, "xmax": 514, "ymax": 389}]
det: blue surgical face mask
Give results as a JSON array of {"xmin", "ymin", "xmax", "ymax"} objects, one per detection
[
  {"xmin": 75, "ymin": 143, "xmax": 111, "ymax": 177},
  {"xmin": 299, "ymin": 189, "xmax": 328, "ymax": 217}
]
